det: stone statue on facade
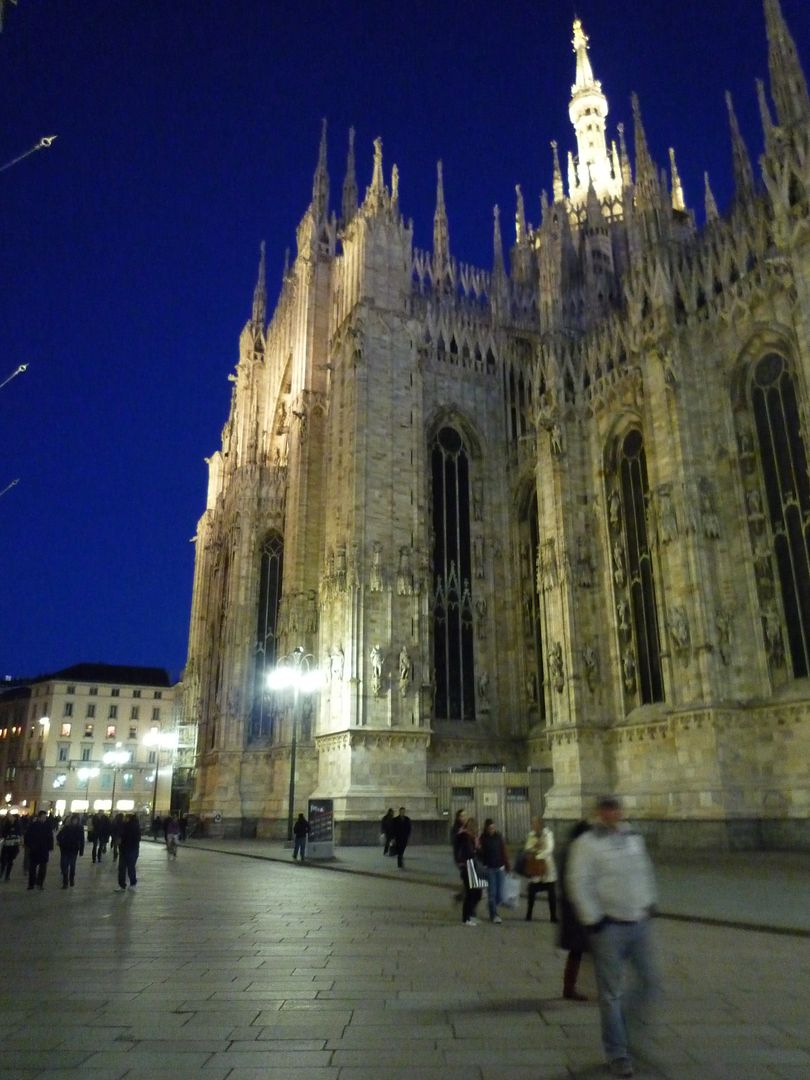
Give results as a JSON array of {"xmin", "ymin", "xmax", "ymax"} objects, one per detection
[
  {"xmin": 549, "ymin": 641, "xmax": 564, "ymax": 693},
  {"xmin": 370, "ymin": 645, "xmax": 385, "ymax": 694},
  {"xmin": 608, "ymin": 489, "xmax": 621, "ymax": 529},
  {"xmin": 612, "ymin": 538, "xmax": 626, "ymax": 587},
  {"xmin": 398, "ymin": 646, "xmax": 412, "ymax": 695},
  {"xmin": 582, "ymin": 643, "xmax": 599, "ymax": 690},
  {"xmin": 699, "ymin": 481, "xmax": 721, "ymax": 539},
  {"xmin": 616, "ymin": 598, "xmax": 630, "ymax": 637},
  {"xmin": 622, "ymin": 650, "xmax": 636, "ymax": 693},
  {"xmin": 715, "ymin": 608, "xmax": 732, "ymax": 665},
  {"xmin": 657, "ymin": 488, "xmax": 678, "ymax": 544},
  {"xmin": 396, "ymin": 546, "xmax": 413, "ymax": 595},
  {"xmin": 669, "ymin": 605, "xmax": 690, "ymax": 653},
  {"xmin": 330, "ymin": 645, "xmax": 345, "ymax": 683}
]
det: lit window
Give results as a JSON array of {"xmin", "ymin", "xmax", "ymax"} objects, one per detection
[
  {"xmin": 106, "ymin": 725, "xmax": 116, "ymax": 739},
  {"xmin": 84, "ymin": 723, "xmax": 94, "ymax": 738},
  {"xmin": 60, "ymin": 722, "xmax": 72, "ymax": 737}
]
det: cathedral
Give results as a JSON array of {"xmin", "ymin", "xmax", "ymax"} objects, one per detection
[{"xmin": 186, "ymin": 0, "xmax": 810, "ymax": 849}]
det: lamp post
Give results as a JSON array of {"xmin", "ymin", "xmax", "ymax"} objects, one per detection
[
  {"xmin": 77, "ymin": 766, "xmax": 100, "ymax": 812},
  {"xmin": 266, "ymin": 646, "xmax": 321, "ymax": 842},
  {"xmin": 142, "ymin": 729, "xmax": 179, "ymax": 825},
  {"xmin": 102, "ymin": 744, "xmax": 131, "ymax": 813}
]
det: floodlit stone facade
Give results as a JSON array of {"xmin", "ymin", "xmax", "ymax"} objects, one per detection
[{"xmin": 186, "ymin": 1, "xmax": 810, "ymax": 848}]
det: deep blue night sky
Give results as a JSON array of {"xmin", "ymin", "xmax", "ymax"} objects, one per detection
[{"xmin": 1, "ymin": 0, "xmax": 808, "ymax": 681}]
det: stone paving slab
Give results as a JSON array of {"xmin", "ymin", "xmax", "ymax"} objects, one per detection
[{"xmin": 2, "ymin": 843, "xmax": 810, "ymax": 1079}]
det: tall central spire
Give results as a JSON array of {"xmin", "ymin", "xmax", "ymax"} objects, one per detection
[
  {"xmin": 311, "ymin": 118, "xmax": 329, "ymax": 222},
  {"xmin": 764, "ymin": 0, "xmax": 810, "ymax": 129},
  {"xmin": 566, "ymin": 19, "xmax": 622, "ymax": 210}
]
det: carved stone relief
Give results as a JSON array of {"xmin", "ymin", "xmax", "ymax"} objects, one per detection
[
  {"xmin": 549, "ymin": 641, "xmax": 564, "ymax": 693},
  {"xmin": 369, "ymin": 542, "xmax": 385, "ymax": 592},
  {"xmin": 370, "ymin": 645, "xmax": 385, "ymax": 695},
  {"xmin": 398, "ymin": 646, "xmax": 412, "ymax": 695},
  {"xmin": 582, "ymin": 642, "xmax": 599, "ymax": 690}
]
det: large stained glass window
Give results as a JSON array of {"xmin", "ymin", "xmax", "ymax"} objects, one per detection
[{"xmin": 249, "ymin": 532, "xmax": 284, "ymax": 742}]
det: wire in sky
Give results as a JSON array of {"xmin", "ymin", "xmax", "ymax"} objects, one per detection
[{"xmin": 0, "ymin": 135, "xmax": 57, "ymax": 174}]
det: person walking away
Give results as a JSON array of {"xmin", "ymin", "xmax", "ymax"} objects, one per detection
[
  {"xmin": 478, "ymin": 818, "xmax": 510, "ymax": 923},
  {"xmin": 380, "ymin": 808, "xmax": 395, "ymax": 856},
  {"xmin": 110, "ymin": 813, "xmax": 124, "ymax": 862},
  {"xmin": 558, "ymin": 820, "xmax": 592, "ymax": 1000},
  {"xmin": 151, "ymin": 814, "xmax": 162, "ymax": 841},
  {"xmin": 524, "ymin": 815, "xmax": 558, "ymax": 922},
  {"xmin": 116, "ymin": 813, "xmax": 141, "ymax": 891},
  {"xmin": 93, "ymin": 811, "xmax": 111, "ymax": 863},
  {"xmin": 24, "ymin": 810, "xmax": 54, "ymax": 890},
  {"xmin": 165, "ymin": 814, "xmax": 180, "ymax": 857},
  {"xmin": 455, "ymin": 816, "xmax": 483, "ymax": 925},
  {"xmin": 292, "ymin": 813, "xmax": 310, "ymax": 861},
  {"xmin": 0, "ymin": 815, "xmax": 23, "ymax": 881},
  {"xmin": 391, "ymin": 807, "xmax": 411, "ymax": 869},
  {"xmin": 57, "ymin": 813, "xmax": 85, "ymax": 888},
  {"xmin": 568, "ymin": 796, "xmax": 659, "ymax": 1079}
]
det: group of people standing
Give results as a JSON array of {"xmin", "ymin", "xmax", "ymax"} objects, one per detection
[
  {"xmin": 450, "ymin": 797, "xmax": 659, "ymax": 1079},
  {"xmin": 0, "ymin": 808, "xmax": 142, "ymax": 892}
]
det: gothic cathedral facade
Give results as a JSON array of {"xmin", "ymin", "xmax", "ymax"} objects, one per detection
[{"xmin": 186, "ymin": 2, "xmax": 810, "ymax": 848}]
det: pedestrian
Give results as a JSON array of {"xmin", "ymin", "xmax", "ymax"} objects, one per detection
[
  {"xmin": 0, "ymin": 815, "xmax": 23, "ymax": 881},
  {"xmin": 524, "ymin": 815, "xmax": 557, "ymax": 922},
  {"xmin": 116, "ymin": 812, "xmax": 141, "ymax": 891},
  {"xmin": 151, "ymin": 814, "xmax": 162, "ymax": 841},
  {"xmin": 478, "ymin": 818, "xmax": 510, "ymax": 924},
  {"xmin": 567, "ymin": 796, "xmax": 659, "ymax": 1079},
  {"xmin": 24, "ymin": 810, "xmax": 54, "ymax": 891},
  {"xmin": 455, "ymin": 815, "xmax": 483, "ymax": 925},
  {"xmin": 91, "ymin": 811, "xmax": 110, "ymax": 863},
  {"xmin": 390, "ymin": 806, "xmax": 411, "ymax": 869},
  {"xmin": 380, "ymin": 808, "xmax": 395, "ymax": 856},
  {"xmin": 165, "ymin": 814, "xmax": 180, "ymax": 857},
  {"xmin": 178, "ymin": 813, "xmax": 188, "ymax": 841},
  {"xmin": 56, "ymin": 813, "xmax": 85, "ymax": 888},
  {"xmin": 557, "ymin": 819, "xmax": 592, "ymax": 1001},
  {"xmin": 110, "ymin": 812, "xmax": 124, "ymax": 862},
  {"xmin": 292, "ymin": 813, "xmax": 310, "ymax": 861},
  {"xmin": 449, "ymin": 809, "xmax": 468, "ymax": 902}
]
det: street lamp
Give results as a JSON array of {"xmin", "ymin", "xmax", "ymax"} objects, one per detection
[
  {"xmin": 266, "ymin": 646, "xmax": 321, "ymax": 841},
  {"xmin": 142, "ymin": 729, "xmax": 179, "ymax": 824},
  {"xmin": 77, "ymin": 766, "xmax": 100, "ymax": 812},
  {"xmin": 102, "ymin": 744, "xmax": 131, "ymax": 813}
]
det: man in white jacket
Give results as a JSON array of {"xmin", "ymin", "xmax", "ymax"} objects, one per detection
[{"xmin": 567, "ymin": 796, "xmax": 660, "ymax": 1079}]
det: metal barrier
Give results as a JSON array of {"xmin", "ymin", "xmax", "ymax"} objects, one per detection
[{"xmin": 427, "ymin": 767, "xmax": 552, "ymax": 845}]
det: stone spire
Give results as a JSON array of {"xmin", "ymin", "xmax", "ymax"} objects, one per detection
[
  {"xmin": 492, "ymin": 204, "xmax": 505, "ymax": 278},
  {"xmin": 311, "ymin": 118, "xmax": 329, "ymax": 222},
  {"xmin": 757, "ymin": 77, "xmax": 774, "ymax": 138},
  {"xmin": 433, "ymin": 160, "xmax": 450, "ymax": 282},
  {"xmin": 631, "ymin": 94, "xmax": 659, "ymax": 210},
  {"xmin": 364, "ymin": 136, "xmax": 387, "ymax": 214},
  {"xmin": 251, "ymin": 241, "xmax": 266, "ymax": 328},
  {"xmin": 668, "ymin": 148, "xmax": 686, "ymax": 212},
  {"xmin": 390, "ymin": 164, "xmax": 399, "ymax": 211},
  {"xmin": 617, "ymin": 122, "xmax": 633, "ymax": 186},
  {"xmin": 341, "ymin": 126, "xmax": 358, "ymax": 225},
  {"xmin": 515, "ymin": 184, "xmax": 526, "ymax": 243},
  {"xmin": 763, "ymin": 0, "xmax": 810, "ymax": 128},
  {"xmin": 551, "ymin": 141, "xmax": 564, "ymax": 203},
  {"xmin": 725, "ymin": 91, "xmax": 755, "ymax": 204},
  {"xmin": 567, "ymin": 18, "xmax": 620, "ymax": 208},
  {"xmin": 704, "ymin": 172, "xmax": 719, "ymax": 223}
]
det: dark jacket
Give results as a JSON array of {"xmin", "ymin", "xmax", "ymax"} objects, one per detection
[
  {"xmin": 478, "ymin": 830, "xmax": 510, "ymax": 871},
  {"xmin": 391, "ymin": 813, "xmax": 411, "ymax": 848},
  {"xmin": 381, "ymin": 812, "xmax": 395, "ymax": 839},
  {"xmin": 24, "ymin": 819, "xmax": 54, "ymax": 858},
  {"xmin": 293, "ymin": 817, "xmax": 310, "ymax": 838},
  {"xmin": 57, "ymin": 823, "xmax": 85, "ymax": 856},
  {"xmin": 557, "ymin": 829, "xmax": 591, "ymax": 954},
  {"xmin": 119, "ymin": 816, "xmax": 141, "ymax": 853},
  {"xmin": 455, "ymin": 829, "xmax": 477, "ymax": 868}
]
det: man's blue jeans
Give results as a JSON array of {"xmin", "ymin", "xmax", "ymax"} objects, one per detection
[
  {"xmin": 293, "ymin": 837, "xmax": 307, "ymax": 860},
  {"xmin": 484, "ymin": 867, "xmax": 504, "ymax": 920},
  {"xmin": 590, "ymin": 918, "xmax": 660, "ymax": 1062}
]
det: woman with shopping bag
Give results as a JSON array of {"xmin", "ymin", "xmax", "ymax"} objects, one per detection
[{"xmin": 455, "ymin": 816, "xmax": 484, "ymax": 926}]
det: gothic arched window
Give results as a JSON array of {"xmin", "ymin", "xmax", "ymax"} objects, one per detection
[
  {"xmin": 249, "ymin": 532, "xmax": 284, "ymax": 742},
  {"xmin": 615, "ymin": 429, "xmax": 664, "ymax": 705},
  {"xmin": 750, "ymin": 353, "xmax": 810, "ymax": 676},
  {"xmin": 431, "ymin": 426, "xmax": 475, "ymax": 720}
]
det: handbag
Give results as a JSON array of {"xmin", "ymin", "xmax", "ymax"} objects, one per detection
[
  {"xmin": 524, "ymin": 855, "xmax": 548, "ymax": 878},
  {"xmin": 466, "ymin": 857, "xmax": 487, "ymax": 890}
]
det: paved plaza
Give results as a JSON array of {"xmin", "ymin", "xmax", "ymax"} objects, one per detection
[{"xmin": 0, "ymin": 841, "xmax": 809, "ymax": 1080}]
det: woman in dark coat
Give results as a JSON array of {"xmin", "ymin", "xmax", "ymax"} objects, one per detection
[{"xmin": 557, "ymin": 819, "xmax": 591, "ymax": 1001}]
